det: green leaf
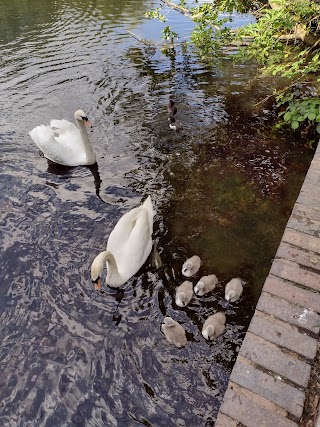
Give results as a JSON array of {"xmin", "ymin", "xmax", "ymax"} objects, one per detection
[
  {"xmin": 291, "ymin": 121, "xmax": 299, "ymax": 130},
  {"xmin": 283, "ymin": 111, "xmax": 291, "ymax": 121},
  {"xmin": 308, "ymin": 112, "xmax": 316, "ymax": 121}
]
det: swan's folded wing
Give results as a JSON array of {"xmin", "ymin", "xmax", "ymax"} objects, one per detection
[
  {"xmin": 142, "ymin": 196, "xmax": 155, "ymax": 234},
  {"xmin": 29, "ymin": 124, "xmax": 75, "ymax": 165},
  {"xmin": 50, "ymin": 119, "xmax": 76, "ymax": 133},
  {"xmin": 29, "ymin": 125, "xmax": 56, "ymax": 150},
  {"xmin": 50, "ymin": 120, "xmax": 80, "ymax": 146},
  {"xmin": 124, "ymin": 208, "xmax": 152, "ymax": 263},
  {"xmin": 107, "ymin": 207, "xmax": 142, "ymax": 249}
]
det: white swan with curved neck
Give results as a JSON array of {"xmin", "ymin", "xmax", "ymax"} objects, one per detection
[
  {"xmin": 91, "ymin": 196, "xmax": 155, "ymax": 289},
  {"xmin": 29, "ymin": 109, "xmax": 96, "ymax": 166}
]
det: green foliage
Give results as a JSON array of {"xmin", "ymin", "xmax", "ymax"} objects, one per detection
[
  {"xmin": 188, "ymin": 3, "xmax": 233, "ymax": 57},
  {"xmin": 234, "ymin": 0, "xmax": 320, "ymax": 136},
  {"xmin": 214, "ymin": 0, "xmax": 268, "ymax": 14},
  {"xmin": 190, "ymin": 24, "xmax": 215, "ymax": 55},
  {"xmin": 269, "ymin": 49, "xmax": 320, "ymax": 80},
  {"xmin": 145, "ymin": 7, "xmax": 166, "ymax": 23},
  {"xmin": 162, "ymin": 26, "xmax": 178, "ymax": 43},
  {"xmin": 145, "ymin": 0, "xmax": 320, "ymax": 139},
  {"xmin": 277, "ymin": 93, "xmax": 320, "ymax": 135}
]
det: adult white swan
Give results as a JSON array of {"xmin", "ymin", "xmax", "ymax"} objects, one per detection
[
  {"xmin": 91, "ymin": 196, "xmax": 155, "ymax": 289},
  {"xmin": 29, "ymin": 109, "xmax": 96, "ymax": 166}
]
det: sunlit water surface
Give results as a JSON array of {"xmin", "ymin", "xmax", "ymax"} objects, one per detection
[{"xmin": 0, "ymin": 1, "xmax": 314, "ymax": 426}]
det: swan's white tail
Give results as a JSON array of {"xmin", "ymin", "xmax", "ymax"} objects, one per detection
[
  {"xmin": 143, "ymin": 196, "xmax": 155, "ymax": 233},
  {"xmin": 143, "ymin": 196, "xmax": 155, "ymax": 215}
]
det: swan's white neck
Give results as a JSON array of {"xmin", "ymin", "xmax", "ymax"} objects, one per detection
[
  {"xmin": 76, "ymin": 119, "xmax": 96, "ymax": 164},
  {"xmin": 91, "ymin": 250, "xmax": 123, "ymax": 288}
]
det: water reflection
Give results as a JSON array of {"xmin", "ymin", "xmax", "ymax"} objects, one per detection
[
  {"xmin": 0, "ymin": 0, "xmax": 314, "ymax": 426},
  {"xmin": 46, "ymin": 161, "xmax": 106, "ymax": 204}
]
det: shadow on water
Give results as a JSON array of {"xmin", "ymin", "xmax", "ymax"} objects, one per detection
[{"xmin": 47, "ymin": 161, "xmax": 108, "ymax": 204}]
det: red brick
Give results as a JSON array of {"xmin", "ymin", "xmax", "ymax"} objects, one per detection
[
  {"xmin": 300, "ymin": 183, "xmax": 320, "ymax": 200},
  {"xmin": 297, "ymin": 193, "xmax": 320, "ymax": 209},
  {"xmin": 220, "ymin": 383, "xmax": 298, "ymax": 427},
  {"xmin": 291, "ymin": 202, "xmax": 320, "ymax": 223},
  {"xmin": 264, "ymin": 276, "xmax": 320, "ymax": 313},
  {"xmin": 287, "ymin": 216, "xmax": 320, "ymax": 238},
  {"xmin": 230, "ymin": 356, "xmax": 305, "ymax": 418},
  {"xmin": 276, "ymin": 243, "xmax": 320, "ymax": 272},
  {"xmin": 215, "ymin": 412, "xmax": 238, "ymax": 427},
  {"xmin": 282, "ymin": 228, "xmax": 320, "ymax": 254},
  {"xmin": 304, "ymin": 171, "xmax": 320, "ymax": 185},
  {"xmin": 270, "ymin": 259, "xmax": 320, "ymax": 292},
  {"xmin": 256, "ymin": 292, "xmax": 320, "ymax": 333},
  {"xmin": 239, "ymin": 332, "xmax": 311, "ymax": 387},
  {"xmin": 249, "ymin": 311, "xmax": 317, "ymax": 359}
]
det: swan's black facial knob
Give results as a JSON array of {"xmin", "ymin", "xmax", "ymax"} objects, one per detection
[
  {"xmin": 82, "ymin": 116, "xmax": 93, "ymax": 128},
  {"xmin": 92, "ymin": 277, "xmax": 101, "ymax": 291}
]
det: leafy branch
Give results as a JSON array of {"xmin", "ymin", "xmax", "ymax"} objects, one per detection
[{"xmin": 145, "ymin": 0, "xmax": 320, "ymax": 138}]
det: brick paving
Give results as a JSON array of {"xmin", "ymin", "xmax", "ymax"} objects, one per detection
[{"xmin": 216, "ymin": 143, "xmax": 320, "ymax": 426}]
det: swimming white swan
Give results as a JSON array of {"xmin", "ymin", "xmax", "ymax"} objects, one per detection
[
  {"xmin": 202, "ymin": 312, "xmax": 226, "ymax": 341},
  {"xmin": 182, "ymin": 255, "xmax": 201, "ymax": 277},
  {"xmin": 194, "ymin": 274, "xmax": 218, "ymax": 296},
  {"xmin": 91, "ymin": 196, "xmax": 155, "ymax": 289},
  {"xmin": 161, "ymin": 317, "xmax": 187, "ymax": 348},
  {"xmin": 225, "ymin": 278, "xmax": 244, "ymax": 302},
  {"xmin": 175, "ymin": 281, "xmax": 193, "ymax": 307},
  {"xmin": 29, "ymin": 109, "xmax": 96, "ymax": 166}
]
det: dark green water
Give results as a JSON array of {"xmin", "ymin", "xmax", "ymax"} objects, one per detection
[{"xmin": 0, "ymin": 0, "xmax": 314, "ymax": 426}]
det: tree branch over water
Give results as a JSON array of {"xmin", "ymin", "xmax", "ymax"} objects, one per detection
[
  {"xmin": 146, "ymin": 0, "xmax": 320, "ymax": 139},
  {"xmin": 160, "ymin": 0, "xmax": 221, "ymax": 30}
]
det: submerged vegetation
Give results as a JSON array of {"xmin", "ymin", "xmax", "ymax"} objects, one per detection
[{"xmin": 146, "ymin": 0, "xmax": 320, "ymax": 144}]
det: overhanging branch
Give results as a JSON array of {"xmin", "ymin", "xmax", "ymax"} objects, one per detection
[{"xmin": 160, "ymin": 0, "xmax": 221, "ymax": 30}]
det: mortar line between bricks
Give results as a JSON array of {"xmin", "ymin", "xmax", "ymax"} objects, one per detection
[
  {"xmin": 255, "ymin": 308, "xmax": 320, "ymax": 340},
  {"xmin": 269, "ymin": 273, "xmax": 320, "ymax": 294},
  {"xmin": 234, "ymin": 354, "xmax": 305, "ymax": 391},
  {"xmin": 233, "ymin": 355, "xmax": 306, "ymax": 392},
  {"xmin": 228, "ymin": 381, "xmax": 300, "ymax": 424},
  {"xmin": 275, "ymin": 253, "xmax": 320, "ymax": 275},
  {"xmin": 243, "ymin": 331, "xmax": 313, "ymax": 377},
  {"xmin": 252, "ymin": 308, "xmax": 319, "ymax": 352},
  {"xmin": 260, "ymin": 291, "xmax": 320, "ymax": 324}
]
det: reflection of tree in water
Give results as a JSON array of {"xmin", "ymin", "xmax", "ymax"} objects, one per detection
[{"xmin": 0, "ymin": 0, "xmax": 148, "ymax": 44}]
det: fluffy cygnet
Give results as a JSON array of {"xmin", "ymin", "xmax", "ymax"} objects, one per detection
[
  {"xmin": 175, "ymin": 281, "xmax": 193, "ymax": 307},
  {"xmin": 161, "ymin": 317, "xmax": 187, "ymax": 348},
  {"xmin": 225, "ymin": 278, "xmax": 243, "ymax": 302},
  {"xmin": 182, "ymin": 255, "xmax": 201, "ymax": 277},
  {"xmin": 202, "ymin": 312, "xmax": 226, "ymax": 341},
  {"xmin": 194, "ymin": 274, "xmax": 218, "ymax": 296}
]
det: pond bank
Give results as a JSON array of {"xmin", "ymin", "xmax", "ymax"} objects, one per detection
[{"xmin": 216, "ymin": 141, "xmax": 320, "ymax": 426}]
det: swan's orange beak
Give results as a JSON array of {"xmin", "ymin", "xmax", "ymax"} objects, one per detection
[
  {"xmin": 85, "ymin": 120, "xmax": 93, "ymax": 129},
  {"xmin": 93, "ymin": 277, "xmax": 101, "ymax": 291}
]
